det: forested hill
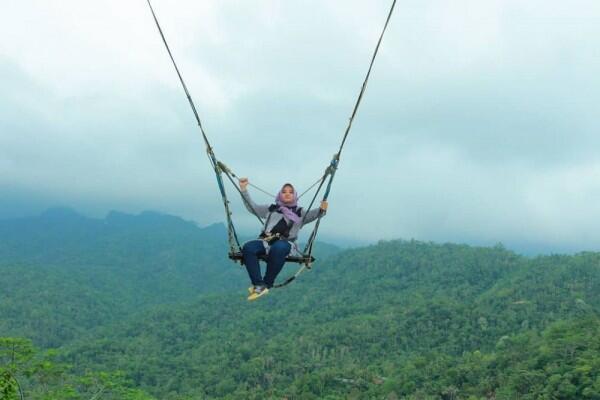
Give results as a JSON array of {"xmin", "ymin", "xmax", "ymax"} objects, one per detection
[
  {"xmin": 62, "ymin": 241, "xmax": 600, "ymax": 399},
  {"xmin": 0, "ymin": 208, "xmax": 339, "ymax": 347},
  {"xmin": 0, "ymin": 206, "xmax": 228, "ymax": 266},
  {"xmin": 1, "ymin": 210, "xmax": 600, "ymax": 399}
]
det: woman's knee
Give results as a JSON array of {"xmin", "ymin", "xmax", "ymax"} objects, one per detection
[
  {"xmin": 243, "ymin": 240, "xmax": 263, "ymax": 254},
  {"xmin": 270, "ymin": 240, "xmax": 291, "ymax": 255}
]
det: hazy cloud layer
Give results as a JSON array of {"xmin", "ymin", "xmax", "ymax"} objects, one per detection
[{"xmin": 2, "ymin": 0, "xmax": 600, "ymax": 252}]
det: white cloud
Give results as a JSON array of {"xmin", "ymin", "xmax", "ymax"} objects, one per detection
[{"xmin": 2, "ymin": 0, "xmax": 600, "ymax": 252}]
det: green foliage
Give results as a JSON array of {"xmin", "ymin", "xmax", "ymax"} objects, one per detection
[
  {"xmin": 57, "ymin": 240, "xmax": 600, "ymax": 399},
  {"xmin": 0, "ymin": 338, "xmax": 156, "ymax": 399},
  {"xmin": 0, "ymin": 210, "xmax": 340, "ymax": 348},
  {"xmin": 2, "ymin": 211, "xmax": 600, "ymax": 398},
  {"xmin": 0, "ymin": 337, "xmax": 33, "ymax": 399}
]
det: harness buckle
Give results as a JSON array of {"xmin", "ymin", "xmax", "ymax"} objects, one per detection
[{"xmin": 260, "ymin": 232, "xmax": 282, "ymax": 245}]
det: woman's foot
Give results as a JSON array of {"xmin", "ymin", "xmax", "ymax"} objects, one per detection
[{"xmin": 247, "ymin": 285, "xmax": 269, "ymax": 301}]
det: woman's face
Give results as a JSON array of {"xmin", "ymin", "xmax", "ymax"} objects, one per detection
[{"xmin": 281, "ymin": 185, "xmax": 295, "ymax": 204}]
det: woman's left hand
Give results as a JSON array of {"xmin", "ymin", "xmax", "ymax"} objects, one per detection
[{"xmin": 320, "ymin": 200, "xmax": 328, "ymax": 211}]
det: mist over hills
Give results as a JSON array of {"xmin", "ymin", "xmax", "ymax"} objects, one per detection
[
  {"xmin": 0, "ymin": 207, "xmax": 226, "ymax": 263},
  {"xmin": 1, "ymin": 208, "xmax": 599, "ymax": 398}
]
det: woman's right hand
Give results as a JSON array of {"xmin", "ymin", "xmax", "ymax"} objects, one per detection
[{"xmin": 239, "ymin": 177, "xmax": 249, "ymax": 191}]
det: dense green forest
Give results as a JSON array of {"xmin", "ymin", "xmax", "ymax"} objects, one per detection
[{"xmin": 1, "ymin": 209, "xmax": 599, "ymax": 399}]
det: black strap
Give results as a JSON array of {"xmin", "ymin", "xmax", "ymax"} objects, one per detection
[{"xmin": 261, "ymin": 206, "xmax": 303, "ymax": 240}]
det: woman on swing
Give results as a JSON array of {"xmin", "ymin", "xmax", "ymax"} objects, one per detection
[{"xmin": 239, "ymin": 178, "xmax": 328, "ymax": 300}]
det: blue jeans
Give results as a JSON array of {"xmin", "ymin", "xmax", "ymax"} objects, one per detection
[{"xmin": 242, "ymin": 239, "xmax": 291, "ymax": 288}]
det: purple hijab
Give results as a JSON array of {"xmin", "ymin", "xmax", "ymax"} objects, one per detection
[{"xmin": 275, "ymin": 184, "xmax": 301, "ymax": 224}]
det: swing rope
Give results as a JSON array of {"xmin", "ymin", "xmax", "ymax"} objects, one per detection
[{"xmin": 146, "ymin": 0, "xmax": 397, "ymax": 284}]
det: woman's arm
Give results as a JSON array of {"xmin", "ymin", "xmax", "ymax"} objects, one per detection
[
  {"xmin": 240, "ymin": 178, "xmax": 270, "ymax": 218},
  {"xmin": 302, "ymin": 201, "xmax": 328, "ymax": 224}
]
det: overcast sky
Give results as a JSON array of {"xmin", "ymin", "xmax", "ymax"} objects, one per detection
[{"xmin": 2, "ymin": 0, "xmax": 600, "ymax": 253}]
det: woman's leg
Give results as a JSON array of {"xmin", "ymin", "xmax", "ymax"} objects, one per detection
[
  {"xmin": 263, "ymin": 240, "xmax": 292, "ymax": 288},
  {"xmin": 242, "ymin": 240, "xmax": 266, "ymax": 286}
]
